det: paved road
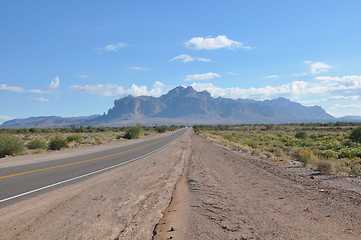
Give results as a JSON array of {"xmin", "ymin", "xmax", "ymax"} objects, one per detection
[{"xmin": 0, "ymin": 129, "xmax": 187, "ymax": 206}]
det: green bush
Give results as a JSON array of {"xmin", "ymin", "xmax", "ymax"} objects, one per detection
[
  {"xmin": 350, "ymin": 127, "xmax": 361, "ymax": 143},
  {"xmin": 48, "ymin": 136, "xmax": 69, "ymax": 150},
  {"xmin": 124, "ymin": 124, "xmax": 144, "ymax": 139},
  {"xmin": 29, "ymin": 127, "xmax": 41, "ymax": 133},
  {"xmin": 66, "ymin": 134, "xmax": 84, "ymax": 143},
  {"xmin": 320, "ymin": 149, "xmax": 339, "ymax": 159},
  {"xmin": 295, "ymin": 131, "xmax": 307, "ymax": 139},
  {"xmin": 26, "ymin": 139, "xmax": 47, "ymax": 150},
  {"xmin": 155, "ymin": 126, "xmax": 169, "ymax": 133},
  {"xmin": 0, "ymin": 135, "xmax": 24, "ymax": 158},
  {"xmin": 244, "ymin": 139, "xmax": 258, "ymax": 148},
  {"xmin": 223, "ymin": 134, "xmax": 234, "ymax": 142}
]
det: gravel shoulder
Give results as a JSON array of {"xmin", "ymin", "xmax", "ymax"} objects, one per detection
[
  {"xmin": 154, "ymin": 132, "xmax": 361, "ymax": 240},
  {"xmin": 1, "ymin": 130, "xmax": 360, "ymax": 240}
]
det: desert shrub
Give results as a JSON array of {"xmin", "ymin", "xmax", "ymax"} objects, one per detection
[
  {"xmin": 115, "ymin": 134, "xmax": 123, "ymax": 139},
  {"xmin": 66, "ymin": 134, "xmax": 84, "ymax": 143},
  {"xmin": 0, "ymin": 135, "xmax": 24, "ymax": 158},
  {"xmin": 48, "ymin": 136, "xmax": 69, "ymax": 150},
  {"xmin": 96, "ymin": 127, "xmax": 107, "ymax": 132},
  {"xmin": 264, "ymin": 152, "xmax": 273, "ymax": 158},
  {"xmin": 124, "ymin": 124, "xmax": 144, "ymax": 139},
  {"xmin": 252, "ymin": 149, "xmax": 261, "ymax": 156},
  {"xmin": 26, "ymin": 139, "xmax": 47, "ymax": 150},
  {"xmin": 155, "ymin": 126, "xmax": 169, "ymax": 133},
  {"xmin": 295, "ymin": 148, "xmax": 314, "ymax": 166},
  {"xmin": 338, "ymin": 147, "xmax": 361, "ymax": 159},
  {"xmin": 29, "ymin": 127, "xmax": 41, "ymax": 133},
  {"xmin": 350, "ymin": 127, "xmax": 361, "ymax": 143},
  {"xmin": 223, "ymin": 134, "xmax": 234, "ymax": 142},
  {"xmin": 317, "ymin": 161, "xmax": 334, "ymax": 174},
  {"xmin": 320, "ymin": 149, "xmax": 339, "ymax": 159},
  {"xmin": 244, "ymin": 139, "xmax": 258, "ymax": 148},
  {"xmin": 350, "ymin": 166, "xmax": 361, "ymax": 176},
  {"xmin": 295, "ymin": 131, "xmax": 307, "ymax": 139}
]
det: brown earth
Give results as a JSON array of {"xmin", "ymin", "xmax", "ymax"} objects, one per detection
[{"xmin": 1, "ymin": 130, "xmax": 361, "ymax": 240}]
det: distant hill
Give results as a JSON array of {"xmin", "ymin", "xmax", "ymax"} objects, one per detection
[
  {"xmin": 1, "ymin": 115, "xmax": 100, "ymax": 129},
  {"xmin": 3, "ymin": 86, "xmax": 353, "ymax": 128},
  {"xmin": 337, "ymin": 115, "xmax": 361, "ymax": 122}
]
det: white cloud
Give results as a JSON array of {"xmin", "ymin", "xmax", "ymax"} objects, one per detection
[
  {"xmin": 129, "ymin": 66, "xmax": 150, "ymax": 71},
  {"xmin": 31, "ymin": 97, "xmax": 50, "ymax": 102},
  {"xmin": 171, "ymin": 54, "xmax": 211, "ymax": 63},
  {"xmin": 190, "ymin": 75, "xmax": 361, "ymax": 100},
  {"xmin": 334, "ymin": 104, "xmax": 361, "ymax": 109},
  {"xmin": 78, "ymin": 74, "xmax": 89, "ymax": 79},
  {"xmin": 264, "ymin": 75, "xmax": 280, "ymax": 79},
  {"xmin": 104, "ymin": 42, "xmax": 128, "ymax": 52},
  {"xmin": 305, "ymin": 61, "xmax": 332, "ymax": 74},
  {"xmin": 297, "ymin": 99, "xmax": 325, "ymax": 105},
  {"xmin": 314, "ymin": 76, "xmax": 341, "ymax": 81},
  {"xmin": 185, "ymin": 35, "xmax": 254, "ymax": 50},
  {"xmin": 292, "ymin": 72, "xmax": 308, "ymax": 77},
  {"xmin": 0, "ymin": 76, "xmax": 60, "ymax": 94},
  {"xmin": 185, "ymin": 72, "xmax": 221, "ymax": 81},
  {"xmin": 0, "ymin": 84, "xmax": 25, "ymax": 92},
  {"xmin": 48, "ymin": 76, "xmax": 60, "ymax": 90},
  {"xmin": 328, "ymin": 95, "xmax": 360, "ymax": 100},
  {"xmin": 70, "ymin": 81, "xmax": 166, "ymax": 97},
  {"xmin": 191, "ymin": 81, "xmax": 309, "ymax": 99},
  {"xmin": 0, "ymin": 115, "xmax": 15, "ymax": 124},
  {"xmin": 224, "ymin": 72, "xmax": 238, "ymax": 75},
  {"xmin": 70, "ymin": 84, "xmax": 125, "ymax": 97}
]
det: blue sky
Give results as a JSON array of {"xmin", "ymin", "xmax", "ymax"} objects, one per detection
[{"xmin": 1, "ymin": 0, "xmax": 361, "ymax": 123}]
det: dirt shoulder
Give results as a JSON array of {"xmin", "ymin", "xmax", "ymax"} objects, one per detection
[{"xmin": 154, "ymin": 132, "xmax": 361, "ymax": 240}]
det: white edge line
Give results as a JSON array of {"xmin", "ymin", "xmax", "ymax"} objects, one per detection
[{"xmin": 0, "ymin": 135, "xmax": 179, "ymax": 204}]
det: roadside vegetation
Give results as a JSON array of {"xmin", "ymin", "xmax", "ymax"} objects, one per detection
[
  {"xmin": 194, "ymin": 123, "xmax": 361, "ymax": 176},
  {"xmin": 0, "ymin": 125, "xmax": 182, "ymax": 158}
]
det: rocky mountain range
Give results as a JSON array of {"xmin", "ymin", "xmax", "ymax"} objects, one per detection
[{"xmin": 2, "ymin": 86, "xmax": 354, "ymax": 128}]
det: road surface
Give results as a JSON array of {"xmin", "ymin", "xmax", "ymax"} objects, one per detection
[{"xmin": 0, "ymin": 128, "xmax": 186, "ymax": 206}]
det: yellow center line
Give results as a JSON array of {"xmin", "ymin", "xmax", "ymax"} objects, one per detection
[{"xmin": 0, "ymin": 139, "xmax": 162, "ymax": 180}]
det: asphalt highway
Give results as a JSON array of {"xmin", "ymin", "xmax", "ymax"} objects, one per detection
[{"xmin": 0, "ymin": 128, "xmax": 187, "ymax": 207}]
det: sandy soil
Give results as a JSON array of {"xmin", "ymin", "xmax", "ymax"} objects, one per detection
[{"xmin": 1, "ymin": 130, "xmax": 361, "ymax": 240}]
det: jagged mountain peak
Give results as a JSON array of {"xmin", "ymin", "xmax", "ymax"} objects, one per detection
[
  {"xmin": 161, "ymin": 86, "xmax": 211, "ymax": 99},
  {"xmin": 92, "ymin": 86, "xmax": 334, "ymax": 124}
]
